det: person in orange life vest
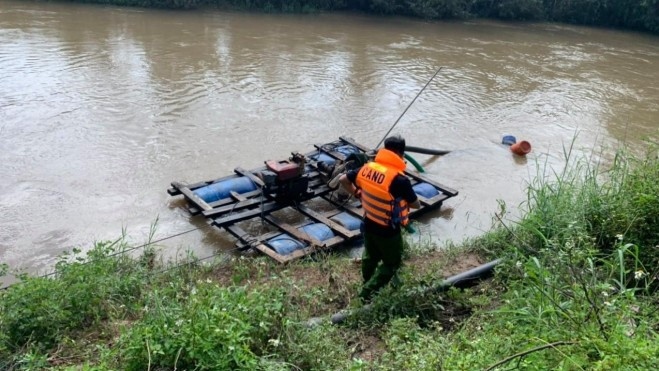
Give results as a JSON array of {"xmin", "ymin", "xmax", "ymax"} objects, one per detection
[{"xmin": 339, "ymin": 135, "xmax": 420, "ymax": 301}]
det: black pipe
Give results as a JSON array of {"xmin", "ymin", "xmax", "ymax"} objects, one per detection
[
  {"xmin": 405, "ymin": 145, "xmax": 451, "ymax": 156},
  {"xmin": 307, "ymin": 258, "xmax": 501, "ymax": 327},
  {"xmin": 435, "ymin": 258, "xmax": 501, "ymax": 290}
]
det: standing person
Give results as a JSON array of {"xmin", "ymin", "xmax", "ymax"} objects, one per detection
[{"xmin": 339, "ymin": 135, "xmax": 420, "ymax": 301}]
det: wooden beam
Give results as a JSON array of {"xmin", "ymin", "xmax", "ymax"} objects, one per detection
[
  {"xmin": 264, "ymin": 215, "xmax": 323, "ymax": 246},
  {"xmin": 211, "ymin": 201, "xmax": 282, "ymax": 227},
  {"xmin": 253, "ymin": 243, "xmax": 288, "ymax": 264},
  {"xmin": 235, "ymin": 217, "xmax": 330, "ymax": 249},
  {"xmin": 171, "ymin": 182, "xmax": 212, "ymax": 212},
  {"xmin": 278, "ymin": 235, "xmax": 344, "ymax": 261},
  {"xmin": 312, "ymin": 144, "xmax": 347, "ymax": 162},
  {"xmin": 234, "ymin": 167, "xmax": 265, "ymax": 188},
  {"xmin": 254, "ymin": 235, "xmax": 346, "ymax": 264},
  {"xmin": 203, "ymin": 197, "xmax": 265, "ymax": 218},
  {"xmin": 206, "ymin": 189, "xmax": 262, "ymax": 208},
  {"xmin": 230, "ymin": 191, "xmax": 247, "ymax": 202},
  {"xmin": 321, "ymin": 195, "xmax": 364, "ymax": 219},
  {"xmin": 296, "ymin": 204, "xmax": 359, "ymax": 239},
  {"xmin": 225, "ymin": 225, "xmax": 261, "ymax": 251}
]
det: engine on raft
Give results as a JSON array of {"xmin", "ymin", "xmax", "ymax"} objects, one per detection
[
  {"xmin": 258, "ymin": 152, "xmax": 311, "ymax": 202},
  {"xmin": 257, "ymin": 149, "xmax": 369, "ymax": 203}
]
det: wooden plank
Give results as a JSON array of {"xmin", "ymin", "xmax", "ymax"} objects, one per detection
[
  {"xmin": 321, "ymin": 195, "xmax": 364, "ymax": 219},
  {"xmin": 277, "ymin": 235, "xmax": 345, "ymax": 262},
  {"xmin": 420, "ymin": 196, "xmax": 433, "ymax": 208},
  {"xmin": 425, "ymin": 193, "xmax": 449, "ymax": 205},
  {"xmin": 234, "ymin": 167, "xmax": 265, "ymax": 188},
  {"xmin": 211, "ymin": 201, "xmax": 282, "ymax": 227},
  {"xmin": 205, "ymin": 177, "xmax": 328, "ymax": 219},
  {"xmin": 236, "ymin": 215, "xmax": 337, "ymax": 249},
  {"xmin": 264, "ymin": 215, "xmax": 323, "ymax": 246},
  {"xmin": 192, "ymin": 189, "xmax": 265, "ymax": 214},
  {"xmin": 206, "ymin": 189, "xmax": 263, "ymax": 208},
  {"xmin": 203, "ymin": 197, "xmax": 265, "ymax": 218},
  {"xmin": 253, "ymin": 243, "xmax": 288, "ymax": 264},
  {"xmin": 295, "ymin": 204, "xmax": 358, "ymax": 239},
  {"xmin": 254, "ymin": 235, "xmax": 346, "ymax": 264},
  {"xmin": 225, "ymin": 225, "xmax": 260, "ymax": 251},
  {"xmin": 312, "ymin": 144, "xmax": 348, "ymax": 162},
  {"xmin": 225, "ymin": 224, "xmax": 246, "ymax": 238},
  {"xmin": 230, "ymin": 191, "xmax": 247, "ymax": 202},
  {"xmin": 175, "ymin": 173, "xmax": 240, "ymax": 193},
  {"xmin": 171, "ymin": 182, "xmax": 213, "ymax": 212}
]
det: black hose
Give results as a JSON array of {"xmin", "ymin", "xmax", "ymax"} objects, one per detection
[
  {"xmin": 405, "ymin": 145, "xmax": 451, "ymax": 156},
  {"xmin": 307, "ymin": 258, "xmax": 502, "ymax": 327}
]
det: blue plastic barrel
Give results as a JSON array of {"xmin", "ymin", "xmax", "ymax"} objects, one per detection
[
  {"xmin": 502, "ymin": 135, "xmax": 517, "ymax": 146},
  {"xmin": 312, "ymin": 153, "xmax": 337, "ymax": 166},
  {"xmin": 413, "ymin": 182, "xmax": 440, "ymax": 198},
  {"xmin": 299, "ymin": 223, "xmax": 335, "ymax": 242},
  {"xmin": 330, "ymin": 212, "xmax": 362, "ymax": 231},
  {"xmin": 335, "ymin": 145, "xmax": 359, "ymax": 157},
  {"xmin": 267, "ymin": 234, "xmax": 307, "ymax": 255},
  {"xmin": 193, "ymin": 177, "xmax": 257, "ymax": 203}
]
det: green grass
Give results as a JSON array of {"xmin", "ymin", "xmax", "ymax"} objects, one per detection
[{"xmin": 1, "ymin": 145, "xmax": 658, "ymax": 370}]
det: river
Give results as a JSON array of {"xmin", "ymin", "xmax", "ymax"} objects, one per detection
[{"xmin": 1, "ymin": 1, "xmax": 658, "ymax": 284}]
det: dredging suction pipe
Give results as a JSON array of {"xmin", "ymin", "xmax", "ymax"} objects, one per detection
[
  {"xmin": 307, "ymin": 258, "xmax": 501, "ymax": 327},
  {"xmin": 405, "ymin": 145, "xmax": 451, "ymax": 156}
]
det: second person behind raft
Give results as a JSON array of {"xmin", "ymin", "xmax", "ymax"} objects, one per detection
[{"xmin": 339, "ymin": 135, "xmax": 420, "ymax": 301}]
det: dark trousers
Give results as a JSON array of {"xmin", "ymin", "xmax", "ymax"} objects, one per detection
[{"xmin": 359, "ymin": 231, "xmax": 403, "ymax": 300}]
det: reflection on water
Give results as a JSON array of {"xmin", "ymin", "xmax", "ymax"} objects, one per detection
[{"xmin": 1, "ymin": 1, "xmax": 658, "ymax": 280}]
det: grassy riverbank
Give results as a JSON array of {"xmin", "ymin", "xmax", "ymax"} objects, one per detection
[
  {"xmin": 66, "ymin": 0, "xmax": 659, "ymax": 34},
  {"xmin": 1, "ymin": 145, "xmax": 658, "ymax": 370}
]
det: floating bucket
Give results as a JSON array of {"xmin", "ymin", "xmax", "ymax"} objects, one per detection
[
  {"xmin": 193, "ymin": 177, "xmax": 257, "ymax": 203},
  {"xmin": 413, "ymin": 182, "xmax": 440, "ymax": 198},
  {"xmin": 510, "ymin": 140, "xmax": 532, "ymax": 156},
  {"xmin": 502, "ymin": 135, "xmax": 517, "ymax": 146}
]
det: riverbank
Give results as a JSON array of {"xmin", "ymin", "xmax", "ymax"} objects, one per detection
[
  {"xmin": 65, "ymin": 0, "xmax": 659, "ymax": 34},
  {"xmin": 1, "ymin": 145, "xmax": 657, "ymax": 369}
]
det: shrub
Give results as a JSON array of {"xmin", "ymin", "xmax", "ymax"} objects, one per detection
[
  {"xmin": 0, "ymin": 241, "xmax": 145, "ymax": 351},
  {"xmin": 113, "ymin": 283, "xmax": 287, "ymax": 370}
]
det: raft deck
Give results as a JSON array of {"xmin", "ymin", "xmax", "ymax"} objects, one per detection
[{"xmin": 168, "ymin": 136, "xmax": 458, "ymax": 263}]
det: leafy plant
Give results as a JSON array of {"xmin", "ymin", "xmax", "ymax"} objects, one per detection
[
  {"xmin": 113, "ymin": 283, "xmax": 287, "ymax": 370},
  {"xmin": 0, "ymin": 240, "xmax": 146, "ymax": 351}
]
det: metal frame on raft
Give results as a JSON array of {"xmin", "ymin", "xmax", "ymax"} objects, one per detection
[{"xmin": 168, "ymin": 136, "xmax": 459, "ymax": 263}]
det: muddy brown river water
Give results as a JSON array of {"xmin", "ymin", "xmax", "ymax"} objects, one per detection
[{"xmin": 1, "ymin": 1, "xmax": 658, "ymax": 284}]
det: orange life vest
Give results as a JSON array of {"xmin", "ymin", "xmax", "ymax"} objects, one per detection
[{"xmin": 356, "ymin": 148, "xmax": 409, "ymax": 228}]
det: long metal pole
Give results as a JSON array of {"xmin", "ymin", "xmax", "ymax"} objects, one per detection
[{"xmin": 374, "ymin": 66, "xmax": 443, "ymax": 149}]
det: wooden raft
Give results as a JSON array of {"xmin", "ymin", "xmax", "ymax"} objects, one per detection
[{"xmin": 168, "ymin": 136, "xmax": 458, "ymax": 263}]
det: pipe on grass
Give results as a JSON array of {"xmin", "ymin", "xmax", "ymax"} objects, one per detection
[{"xmin": 307, "ymin": 258, "xmax": 502, "ymax": 327}]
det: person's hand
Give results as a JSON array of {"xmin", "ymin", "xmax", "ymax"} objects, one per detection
[{"xmin": 353, "ymin": 189, "xmax": 362, "ymax": 199}]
